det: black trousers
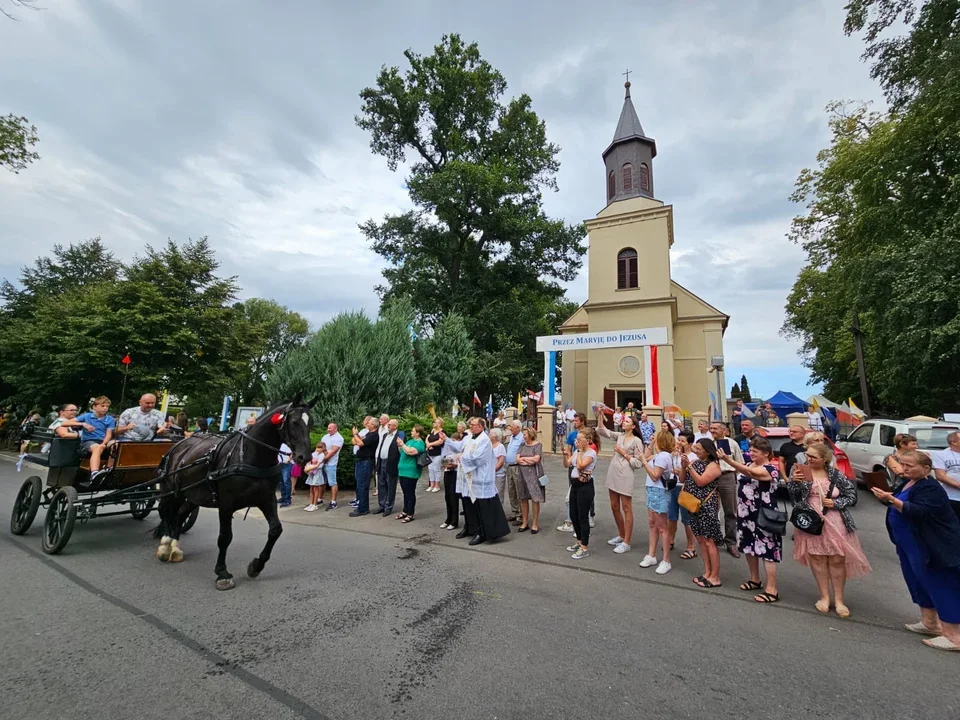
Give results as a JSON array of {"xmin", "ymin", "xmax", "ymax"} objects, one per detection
[
  {"xmin": 570, "ymin": 479, "xmax": 595, "ymax": 547},
  {"xmin": 399, "ymin": 474, "xmax": 417, "ymax": 516},
  {"xmin": 952, "ymin": 501, "xmax": 960, "ymax": 523},
  {"xmin": 443, "ymin": 470, "xmax": 459, "ymax": 527}
]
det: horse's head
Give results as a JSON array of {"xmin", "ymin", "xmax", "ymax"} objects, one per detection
[{"xmin": 273, "ymin": 391, "xmax": 315, "ymax": 466}]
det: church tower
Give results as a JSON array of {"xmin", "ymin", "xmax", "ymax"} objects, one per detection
[{"xmin": 603, "ymin": 80, "xmax": 657, "ymax": 203}]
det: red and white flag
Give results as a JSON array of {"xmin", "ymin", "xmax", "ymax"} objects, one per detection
[{"xmin": 473, "ymin": 391, "xmax": 481, "ymax": 406}]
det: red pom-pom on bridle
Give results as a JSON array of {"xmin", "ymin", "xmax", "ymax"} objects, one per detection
[{"xmin": 271, "ymin": 413, "xmax": 285, "ymax": 425}]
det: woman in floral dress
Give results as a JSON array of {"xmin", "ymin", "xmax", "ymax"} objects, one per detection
[{"xmin": 718, "ymin": 436, "xmax": 783, "ymax": 604}]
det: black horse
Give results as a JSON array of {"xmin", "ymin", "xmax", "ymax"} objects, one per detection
[{"xmin": 153, "ymin": 394, "xmax": 313, "ymax": 590}]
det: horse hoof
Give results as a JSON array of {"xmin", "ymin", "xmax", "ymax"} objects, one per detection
[
  {"xmin": 157, "ymin": 546, "xmax": 171, "ymax": 562},
  {"xmin": 168, "ymin": 547, "xmax": 184, "ymax": 563},
  {"xmin": 215, "ymin": 578, "xmax": 236, "ymax": 591},
  {"xmin": 247, "ymin": 560, "xmax": 262, "ymax": 578}
]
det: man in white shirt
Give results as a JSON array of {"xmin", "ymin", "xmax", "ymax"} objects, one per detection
[
  {"xmin": 564, "ymin": 406, "xmax": 576, "ymax": 435},
  {"xmin": 318, "ymin": 423, "xmax": 344, "ymax": 511},
  {"xmin": 277, "ymin": 442, "xmax": 293, "ymax": 508},
  {"xmin": 375, "ymin": 418, "xmax": 403, "ymax": 515},
  {"xmin": 933, "ymin": 431, "xmax": 960, "ymax": 521},
  {"xmin": 806, "ymin": 406, "xmax": 824, "ymax": 433}
]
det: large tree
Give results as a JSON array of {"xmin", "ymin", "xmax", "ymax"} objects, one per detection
[
  {"xmin": 784, "ymin": 0, "xmax": 960, "ymax": 416},
  {"xmin": 356, "ymin": 34, "xmax": 586, "ymax": 396},
  {"xmin": 230, "ymin": 298, "xmax": 309, "ymax": 405}
]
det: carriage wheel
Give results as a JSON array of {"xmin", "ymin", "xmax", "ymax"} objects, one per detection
[
  {"xmin": 130, "ymin": 499, "xmax": 156, "ymax": 520},
  {"xmin": 42, "ymin": 487, "xmax": 78, "ymax": 555},
  {"xmin": 179, "ymin": 506, "xmax": 200, "ymax": 534},
  {"xmin": 10, "ymin": 475, "xmax": 43, "ymax": 535}
]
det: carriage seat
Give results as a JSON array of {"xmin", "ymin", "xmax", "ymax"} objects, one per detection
[{"xmin": 24, "ymin": 437, "xmax": 81, "ymax": 469}]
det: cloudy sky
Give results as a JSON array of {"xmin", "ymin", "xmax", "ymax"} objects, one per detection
[{"xmin": 0, "ymin": 0, "xmax": 885, "ymax": 400}]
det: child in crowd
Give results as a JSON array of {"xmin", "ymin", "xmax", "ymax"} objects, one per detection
[
  {"xmin": 304, "ymin": 442, "xmax": 327, "ymax": 512},
  {"xmin": 75, "ymin": 396, "xmax": 116, "ymax": 474}
]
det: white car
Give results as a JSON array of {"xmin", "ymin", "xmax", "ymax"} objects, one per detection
[{"xmin": 836, "ymin": 419, "xmax": 959, "ymax": 481}]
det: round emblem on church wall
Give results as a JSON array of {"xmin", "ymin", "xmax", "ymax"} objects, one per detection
[{"xmin": 619, "ymin": 355, "xmax": 640, "ymax": 377}]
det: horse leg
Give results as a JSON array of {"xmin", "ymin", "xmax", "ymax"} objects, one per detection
[
  {"xmin": 214, "ymin": 507, "xmax": 236, "ymax": 591},
  {"xmin": 156, "ymin": 494, "xmax": 178, "ymax": 562},
  {"xmin": 167, "ymin": 502, "xmax": 194, "ymax": 563},
  {"xmin": 247, "ymin": 495, "xmax": 283, "ymax": 579}
]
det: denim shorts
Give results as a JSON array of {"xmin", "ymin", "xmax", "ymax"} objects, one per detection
[
  {"xmin": 322, "ymin": 465, "xmax": 337, "ymax": 487},
  {"xmin": 666, "ymin": 484, "xmax": 691, "ymax": 525},
  {"xmin": 646, "ymin": 485, "xmax": 669, "ymax": 514}
]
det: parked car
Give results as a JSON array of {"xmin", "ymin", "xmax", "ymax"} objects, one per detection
[{"xmin": 835, "ymin": 419, "xmax": 960, "ymax": 483}]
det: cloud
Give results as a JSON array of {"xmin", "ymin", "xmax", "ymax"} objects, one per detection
[{"xmin": 0, "ymin": 0, "xmax": 885, "ymax": 398}]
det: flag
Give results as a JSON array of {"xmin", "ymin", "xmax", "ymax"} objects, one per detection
[
  {"xmin": 740, "ymin": 403, "xmax": 756, "ymax": 419},
  {"xmin": 708, "ymin": 390, "xmax": 720, "ymax": 420},
  {"xmin": 473, "ymin": 390, "xmax": 481, "ymax": 406},
  {"xmin": 121, "ymin": 353, "xmax": 131, "ymax": 365},
  {"xmin": 516, "ymin": 391, "xmax": 522, "ymax": 410},
  {"xmin": 486, "ymin": 394, "xmax": 493, "ymax": 417},
  {"xmin": 159, "ymin": 390, "xmax": 170, "ymax": 419},
  {"xmin": 847, "ymin": 398, "xmax": 866, "ymax": 417},
  {"xmin": 811, "ymin": 397, "xmax": 820, "ymax": 412}
]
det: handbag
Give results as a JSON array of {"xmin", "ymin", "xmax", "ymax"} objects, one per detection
[
  {"xmin": 537, "ymin": 462, "xmax": 549, "ymax": 487},
  {"xmin": 678, "ymin": 486, "xmax": 716, "ymax": 514},
  {"xmin": 757, "ymin": 494, "xmax": 788, "ymax": 535},
  {"xmin": 790, "ymin": 473, "xmax": 836, "ymax": 535},
  {"xmin": 416, "ymin": 452, "xmax": 432, "ymax": 469}
]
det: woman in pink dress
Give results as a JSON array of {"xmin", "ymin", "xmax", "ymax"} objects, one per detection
[{"xmin": 787, "ymin": 442, "xmax": 871, "ymax": 618}]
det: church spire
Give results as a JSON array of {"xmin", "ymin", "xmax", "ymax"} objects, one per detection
[{"xmin": 603, "ymin": 79, "xmax": 657, "ymax": 204}]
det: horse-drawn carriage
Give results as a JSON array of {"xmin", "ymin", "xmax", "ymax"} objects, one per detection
[{"xmin": 9, "ymin": 430, "xmax": 198, "ymax": 554}]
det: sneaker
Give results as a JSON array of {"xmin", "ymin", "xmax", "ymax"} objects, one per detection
[
  {"xmin": 655, "ymin": 561, "xmax": 672, "ymax": 575},
  {"xmin": 279, "ymin": 502, "xmax": 292, "ymax": 508},
  {"xmin": 607, "ymin": 536, "xmax": 623, "ymax": 546},
  {"xmin": 571, "ymin": 547, "xmax": 590, "ymax": 560},
  {"xmin": 440, "ymin": 523, "xmax": 449, "ymax": 529},
  {"xmin": 639, "ymin": 555, "xmax": 658, "ymax": 568},
  {"xmin": 349, "ymin": 499, "xmax": 359, "ymax": 507},
  {"xmin": 325, "ymin": 502, "xmax": 337, "ymax": 511},
  {"xmin": 557, "ymin": 521, "xmax": 574, "ymax": 532},
  {"xmin": 304, "ymin": 504, "xmax": 317, "ymax": 512},
  {"xmin": 589, "ymin": 516, "xmax": 596, "ymax": 528},
  {"xmin": 614, "ymin": 542, "xmax": 631, "ymax": 554},
  {"xmin": 317, "ymin": 499, "xmax": 324, "ymax": 505},
  {"xmin": 566, "ymin": 544, "xmax": 580, "ymax": 552}
]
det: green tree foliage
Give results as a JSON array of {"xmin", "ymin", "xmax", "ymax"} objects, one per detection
[
  {"xmin": 785, "ymin": 1, "xmax": 960, "ymax": 415},
  {"xmin": 231, "ymin": 298, "xmax": 309, "ymax": 405},
  {"xmin": 0, "ymin": 238, "xmax": 306, "ymax": 416},
  {"xmin": 730, "ymin": 382, "xmax": 741, "ymax": 399},
  {"xmin": 0, "ymin": 113, "xmax": 39, "ymax": 173},
  {"xmin": 356, "ymin": 34, "xmax": 586, "ymax": 396},
  {"xmin": 264, "ymin": 298, "xmax": 420, "ymax": 421},
  {"xmin": 737, "ymin": 374, "xmax": 752, "ymax": 402},
  {"xmin": 421, "ymin": 312, "xmax": 474, "ymax": 409}
]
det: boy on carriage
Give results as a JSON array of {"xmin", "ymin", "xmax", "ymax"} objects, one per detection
[{"xmin": 74, "ymin": 396, "xmax": 116, "ymax": 473}]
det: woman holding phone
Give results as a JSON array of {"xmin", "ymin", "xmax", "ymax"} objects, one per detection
[{"xmin": 788, "ymin": 443, "xmax": 870, "ymax": 618}]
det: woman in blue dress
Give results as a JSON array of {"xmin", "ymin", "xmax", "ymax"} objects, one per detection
[{"xmin": 871, "ymin": 450, "xmax": 960, "ymax": 652}]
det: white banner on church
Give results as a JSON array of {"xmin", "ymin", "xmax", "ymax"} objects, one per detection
[{"xmin": 535, "ymin": 327, "xmax": 668, "ymax": 352}]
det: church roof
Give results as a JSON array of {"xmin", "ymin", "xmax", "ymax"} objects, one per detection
[{"xmin": 602, "ymin": 81, "xmax": 657, "ymax": 160}]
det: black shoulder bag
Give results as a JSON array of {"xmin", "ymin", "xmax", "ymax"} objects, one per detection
[{"xmin": 790, "ymin": 473, "xmax": 837, "ymax": 536}]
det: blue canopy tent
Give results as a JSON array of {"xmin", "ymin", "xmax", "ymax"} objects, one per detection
[{"xmin": 765, "ymin": 391, "xmax": 807, "ymax": 422}]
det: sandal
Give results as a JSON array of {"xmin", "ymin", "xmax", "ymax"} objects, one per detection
[
  {"xmin": 922, "ymin": 636, "xmax": 960, "ymax": 652},
  {"xmin": 739, "ymin": 580, "xmax": 762, "ymax": 591},
  {"xmin": 694, "ymin": 577, "xmax": 721, "ymax": 588},
  {"xmin": 401, "ymin": 516, "xmax": 415, "ymax": 524},
  {"xmin": 395, "ymin": 513, "xmax": 408, "ymax": 520},
  {"xmin": 754, "ymin": 591, "xmax": 780, "ymax": 604},
  {"xmin": 680, "ymin": 549, "xmax": 697, "ymax": 560}
]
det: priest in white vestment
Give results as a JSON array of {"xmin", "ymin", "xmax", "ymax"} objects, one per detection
[{"xmin": 456, "ymin": 417, "xmax": 511, "ymax": 545}]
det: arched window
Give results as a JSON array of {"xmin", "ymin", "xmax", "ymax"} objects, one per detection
[
  {"xmin": 607, "ymin": 171, "xmax": 616, "ymax": 201},
  {"xmin": 639, "ymin": 163, "xmax": 650, "ymax": 193},
  {"xmin": 622, "ymin": 163, "xmax": 633, "ymax": 192},
  {"xmin": 617, "ymin": 248, "xmax": 638, "ymax": 290}
]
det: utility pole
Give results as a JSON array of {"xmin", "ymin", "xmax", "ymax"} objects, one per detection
[{"xmin": 849, "ymin": 310, "xmax": 872, "ymax": 417}]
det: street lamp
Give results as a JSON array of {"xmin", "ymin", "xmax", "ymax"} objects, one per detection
[{"xmin": 709, "ymin": 356, "xmax": 724, "ymax": 421}]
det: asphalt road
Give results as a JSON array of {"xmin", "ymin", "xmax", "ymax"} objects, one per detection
[{"xmin": 1, "ymin": 456, "xmax": 955, "ymax": 720}]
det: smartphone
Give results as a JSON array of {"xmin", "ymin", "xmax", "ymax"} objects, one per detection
[{"xmin": 793, "ymin": 464, "xmax": 811, "ymax": 479}]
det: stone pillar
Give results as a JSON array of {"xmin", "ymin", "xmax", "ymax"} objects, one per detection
[
  {"xmin": 785, "ymin": 412, "xmax": 809, "ymax": 430},
  {"xmin": 537, "ymin": 404, "xmax": 558, "ymax": 453}
]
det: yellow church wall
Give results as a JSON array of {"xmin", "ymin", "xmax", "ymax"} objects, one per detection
[
  {"xmin": 596, "ymin": 195, "xmax": 663, "ymax": 218},
  {"xmin": 586, "ymin": 206, "xmax": 674, "ymax": 305},
  {"xmin": 672, "ymin": 320, "xmax": 728, "ymax": 418}
]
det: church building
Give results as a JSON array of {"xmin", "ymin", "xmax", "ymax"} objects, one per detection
[{"xmin": 559, "ymin": 80, "xmax": 729, "ymax": 417}]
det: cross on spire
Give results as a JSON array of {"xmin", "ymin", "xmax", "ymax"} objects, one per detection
[{"xmin": 622, "ymin": 68, "xmax": 632, "ymax": 83}]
